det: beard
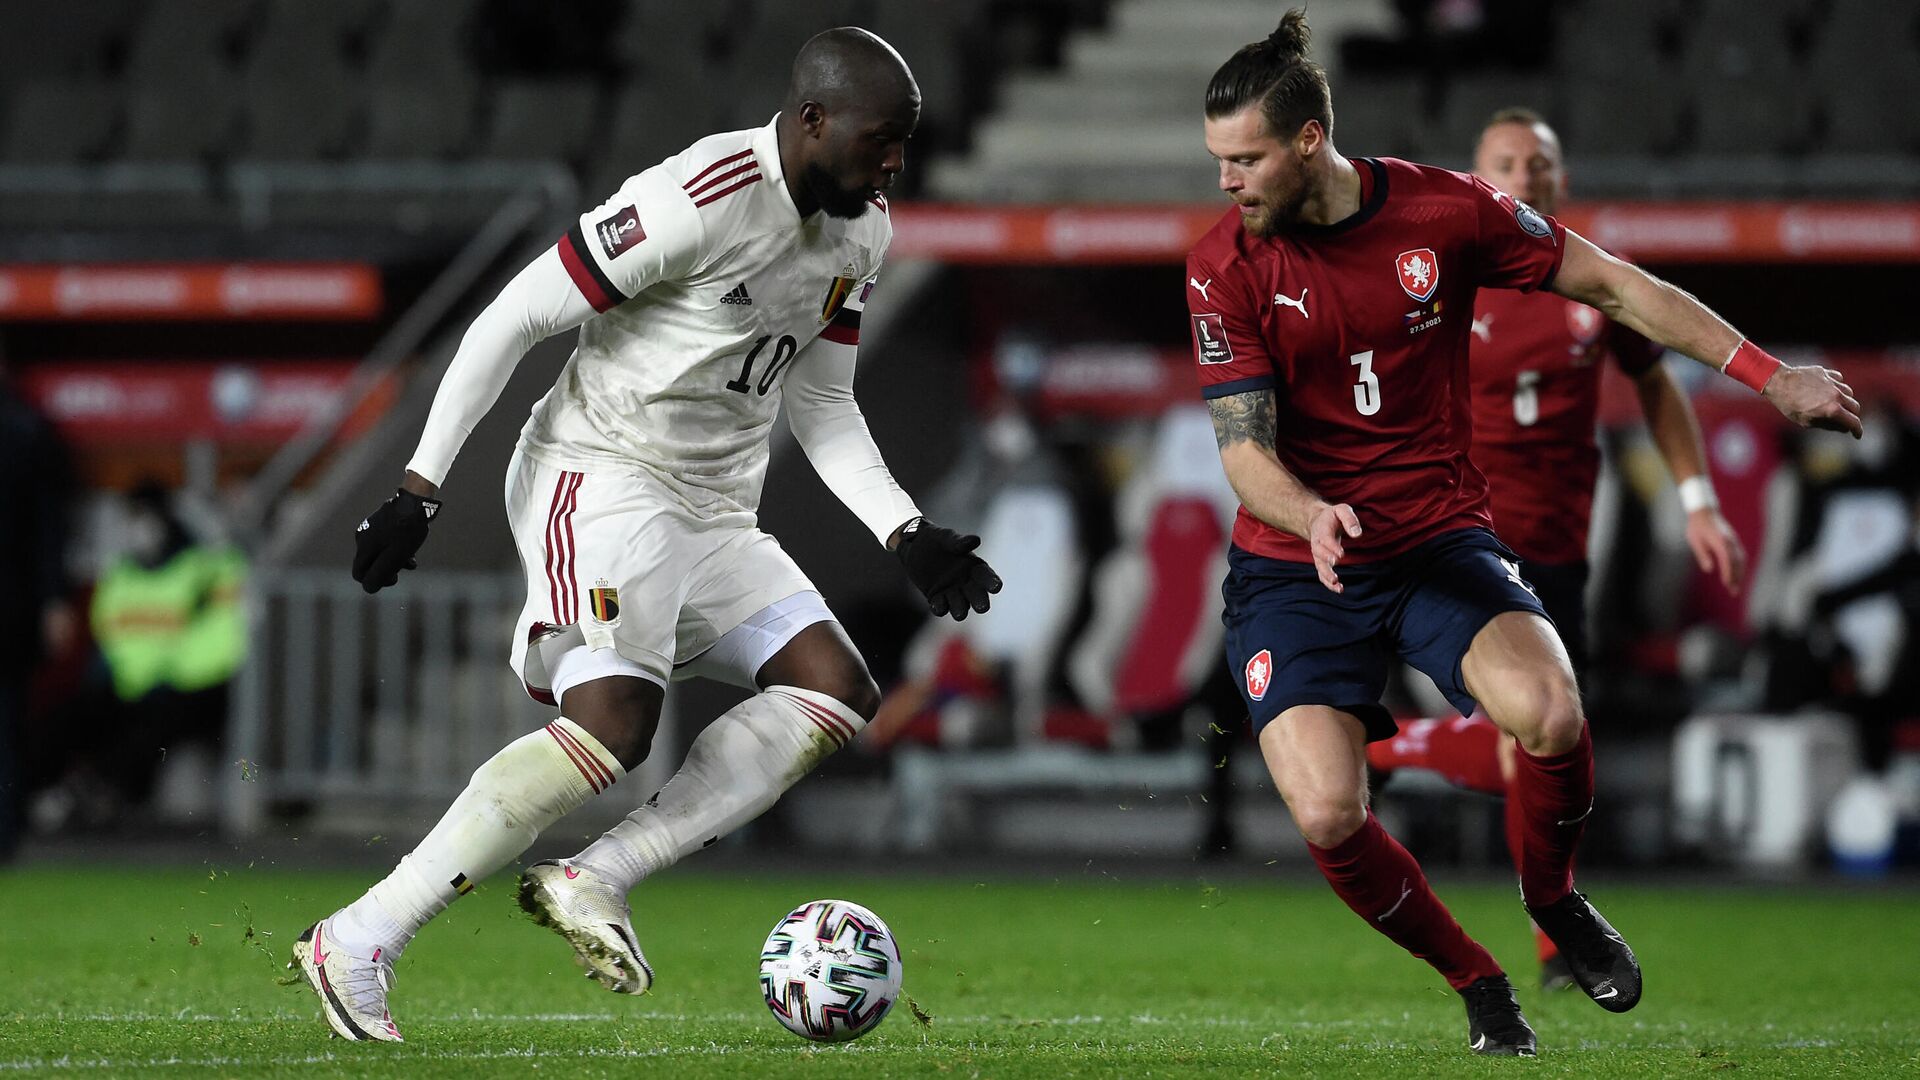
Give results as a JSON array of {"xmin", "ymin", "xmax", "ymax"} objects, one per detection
[
  {"xmin": 803, "ymin": 162, "xmax": 875, "ymax": 219},
  {"xmin": 1246, "ymin": 178, "xmax": 1311, "ymax": 237}
]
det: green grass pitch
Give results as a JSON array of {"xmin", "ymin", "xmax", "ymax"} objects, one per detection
[{"xmin": 2, "ymin": 864, "xmax": 1916, "ymax": 1077}]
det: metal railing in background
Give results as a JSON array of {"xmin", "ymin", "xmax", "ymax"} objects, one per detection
[
  {"xmin": 222, "ymin": 569, "xmax": 545, "ymax": 835},
  {"xmin": 229, "ymin": 165, "xmax": 577, "ymax": 548}
]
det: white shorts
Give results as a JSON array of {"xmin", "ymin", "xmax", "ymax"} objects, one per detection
[{"xmin": 504, "ymin": 449, "xmax": 828, "ymax": 703}]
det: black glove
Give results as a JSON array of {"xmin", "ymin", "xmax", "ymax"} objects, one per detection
[
  {"xmin": 895, "ymin": 517, "xmax": 1002, "ymax": 621},
  {"xmin": 352, "ymin": 488, "xmax": 442, "ymax": 594}
]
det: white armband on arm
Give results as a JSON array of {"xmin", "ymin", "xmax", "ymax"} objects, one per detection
[
  {"xmin": 405, "ymin": 246, "xmax": 596, "ymax": 486},
  {"xmin": 784, "ymin": 333, "xmax": 920, "ymax": 546}
]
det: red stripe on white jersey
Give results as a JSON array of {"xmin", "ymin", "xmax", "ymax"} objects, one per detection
[
  {"xmin": 543, "ymin": 473, "xmax": 570, "ymax": 623},
  {"xmin": 682, "ymin": 149, "xmax": 755, "ymax": 191},
  {"xmin": 546, "ymin": 723, "xmax": 605, "ymax": 793},
  {"xmin": 544, "ymin": 471, "xmax": 582, "ymax": 624},
  {"xmin": 692, "ymin": 173, "xmax": 762, "ymax": 208},
  {"xmin": 558, "ymin": 473, "xmax": 581, "ymax": 623},
  {"xmin": 686, "ymin": 160, "xmax": 760, "ymax": 200}
]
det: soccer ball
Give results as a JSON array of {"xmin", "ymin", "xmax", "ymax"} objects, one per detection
[{"xmin": 758, "ymin": 898, "xmax": 903, "ymax": 1042}]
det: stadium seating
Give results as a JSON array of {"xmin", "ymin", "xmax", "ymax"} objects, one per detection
[
  {"xmin": 3, "ymin": 0, "xmax": 1913, "ymax": 210},
  {"xmin": 2, "ymin": 82, "xmax": 122, "ymax": 164},
  {"xmin": 475, "ymin": 80, "xmax": 603, "ymax": 164}
]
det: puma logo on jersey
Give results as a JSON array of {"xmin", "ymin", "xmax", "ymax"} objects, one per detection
[
  {"xmin": 720, "ymin": 283, "xmax": 752, "ymax": 306},
  {"xmin": 1498, "ymin": 557, "xmax": 1535, "ymax": 594},
  {"xmin": 1377, "ymin": 878, "xmax": 1414, "ymax": 922},
  {"xmin": 1188, "ymin": 276, "xmax": 1213, "ymax": 301},
  {"xmin": 1273, "ymin": 287, "xmax": 1309, "ymax": 318},
  {"xmin": 1471, "ymin": 314, "xmax": 1493, "ymax": 342}
]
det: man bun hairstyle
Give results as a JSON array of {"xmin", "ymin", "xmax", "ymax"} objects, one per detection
[{"xmin": 1205, "ymin": 9, "xmax": 1333, "ymax": 142}]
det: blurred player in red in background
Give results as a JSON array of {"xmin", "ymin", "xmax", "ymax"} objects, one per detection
[
  {"xmin": 1189, "ymin": 11, "xmax": 1859, "ymax": 1057},
  {"xmin": 1366, "ymin": 108, "xmax": 1749, "ymax": 992}
]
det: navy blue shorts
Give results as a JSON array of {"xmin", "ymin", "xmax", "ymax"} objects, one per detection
[{"xmin": 1222, "ymin": 527, "xmax": 1551, "ymax": 741}]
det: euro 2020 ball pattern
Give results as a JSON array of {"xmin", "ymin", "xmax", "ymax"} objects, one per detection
[{"xmin": 759, "ymin": 898, "xmax": 903, "ymax": 1042}]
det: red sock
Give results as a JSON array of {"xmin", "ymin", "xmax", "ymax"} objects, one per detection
[
  {"xmin": 1366, "ymin": 717, "xmax": 1506, "ymax": 795},
  {"xmin": 1503, "ymin": 792, "xmax": 1562, "ymax": 963},
  {"xmin": 1307, "ymin": 812, "xmax": 1504, "ymax": 990},
  {"xmin": 1510, "ymin": 724, "xmax": 1594, "ymax": 906}
]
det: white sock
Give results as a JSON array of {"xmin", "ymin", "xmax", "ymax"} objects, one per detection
[
  {"xmin": 329, "ymin": 717, "xmax": 624, "ymax": 957},
  {"xmin": 573, "ymin": 686, "xmax": 863, "ymax": 890}
]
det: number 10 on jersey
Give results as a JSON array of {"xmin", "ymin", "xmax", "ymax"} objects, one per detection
[{"xmin": 726, "ymin": 334, "xmax": 799, "ymax": 396}]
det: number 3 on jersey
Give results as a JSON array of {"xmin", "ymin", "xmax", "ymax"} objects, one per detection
[
  {"xmin": 725, "ymin": 333, "xmax": 798, "ymax": 396},
  {"xmin": 1349, "ymin": 350, "xmax": 1381, "ymax": 417}
]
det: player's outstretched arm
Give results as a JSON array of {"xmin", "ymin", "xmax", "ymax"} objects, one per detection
[
  {"xmin": 783, "ymin": 331, "xmax": 922, "ymax": 547},
  {"xmin": 1550, "ymin": 231, "xmax": 1862, "ymax": 437},
  {"xmin": 351, "ymin": 248, "xmax": 597, "ymax": 593},
  {"xmin": 1208, "ymin": 389, "xmax": 1361, "ymax": 593},
  {"xmin": 1630, "ymin": 363, "xmax": 1748, "ymax": 592},
  {"xmin": 784, "ymin": 331, "xmax": 1001, "ymax": 620}
]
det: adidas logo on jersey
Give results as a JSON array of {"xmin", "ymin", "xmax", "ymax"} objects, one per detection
[{"xmin": 720, "ymin": 283, "xmax": 753, "ymax": 305}]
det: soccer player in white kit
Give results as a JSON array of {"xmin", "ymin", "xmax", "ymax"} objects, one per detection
[{"xmin": 291, "ymin": 29, "xmax": 1001, "ymax": 1043}]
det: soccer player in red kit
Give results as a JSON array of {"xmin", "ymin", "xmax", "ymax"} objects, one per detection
[
  {"xmin": 1189, "ymin": 12, "xmax": 1860, "ymax": 1056},
  {"xmin": 1366, "ymin": 108, "xmax": 1749, "ymax": 991}
]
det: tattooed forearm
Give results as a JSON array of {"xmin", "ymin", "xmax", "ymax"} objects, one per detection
[{"xmin": 1208, "ymin": 390, "xmax": 1277, "ymax": 451}]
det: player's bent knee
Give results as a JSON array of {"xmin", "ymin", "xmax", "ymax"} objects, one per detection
[
  {"xmin": 559, "ymin": 675, "xmax": 663, "ymax": 769},
  {"xmin": 780, "ymin": 657, "xmax": 880, "ymax": 721},
  {"xmin": 798, "ymin": 673, "xmax": 879, "ymax": 723},
  {"xmin": 1533, "ymin": 698, "xmax": 1584, "ymax": 756},
  {"xmin": 1288, "ymin": 798, "xmax": 1368, "ymax": 849},
  {"xmin": 1504, "ymin": 680, "xmax": 1583, "ymax": 756},
  {"xmin": 834, "ymin": 670, "xmax": 882, "ymax": 722},
  {"xmin": 759, "ymin": 625, "xmax": 881, "ymax": 721}
]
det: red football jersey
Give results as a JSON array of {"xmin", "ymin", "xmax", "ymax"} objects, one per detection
[
  {"xmin": 1470, "ymin": 288, "xmax": 1663, "ymax": 564},
  {"xmin": 1186, "ymin": 157, "xmax": 1566, "ymax": 563}
]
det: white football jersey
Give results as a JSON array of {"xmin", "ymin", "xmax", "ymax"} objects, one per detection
[{"xmin": 519, "ymin": 115, "xmax": 891, "ymax": 514}]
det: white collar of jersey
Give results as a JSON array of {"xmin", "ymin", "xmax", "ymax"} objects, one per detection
[{"xmin": 754, "ymin": 114, "xmax": 803, "ymax": 222}]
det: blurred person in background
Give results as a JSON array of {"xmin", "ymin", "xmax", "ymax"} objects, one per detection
[
  {"xmin": 1365, "ymin": 108, "xmax": 1748, "ymax": 991},
  {"xmin": 1189, "ymin": 10, "xmax": 1858, "ymax": 1056},
  {"xmin": 1791, "ymin": 401, "xmax": 1920, "ymax": 770},
  {"xmin": 293, "ymin": 29, "xmax": 999, "ymax": 1044},
  {"xmin": 31, "ymin": 482, "xmax": 247, "ymax": 830},
  {"xmin": 0, "ymin": 348, "xmax": 77, "ymax": 861}
]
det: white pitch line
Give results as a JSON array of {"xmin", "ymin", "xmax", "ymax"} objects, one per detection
[
  {"xmin": 0, "ymin": 1035, "xmax": 1881, "ymax": 1072},
  {"xmin": 7, "ymin": 1011, "xmax": 1365, "ymax": 1028}
]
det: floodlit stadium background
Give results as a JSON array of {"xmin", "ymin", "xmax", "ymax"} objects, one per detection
[{"xmin": 5, "ymin": 0, "xmax": 1919, "ymax": 886}]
